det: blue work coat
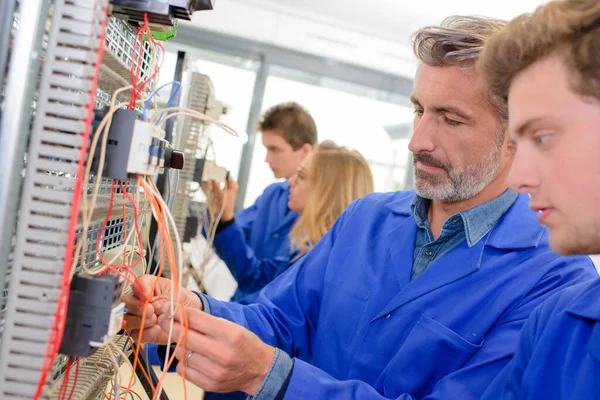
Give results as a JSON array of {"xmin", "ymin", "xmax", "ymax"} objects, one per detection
[
  {"xmin": 213, "ymin": 181, "xmax": 298, "ymax": 303},
  {"xmin": 482, "ymin": 277, "xmax": 600, "ymax": 400},
  {"xmin": 205, "ymin": 191, "xmax": 596, "ymax": 399}
]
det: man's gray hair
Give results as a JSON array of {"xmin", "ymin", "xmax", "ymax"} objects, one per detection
[{"xmin": 412, "ymin": 16, "xmax": 508, "ymax": 124}]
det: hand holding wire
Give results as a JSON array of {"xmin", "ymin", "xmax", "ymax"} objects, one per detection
[
  {"xmin": 122, "ymin": 274, "xmax": 202, "ymax": 344},
  {"xmin": 202, "ymin": 177, "xmax": 239, "ymax": 222},
  {"xmin": 157, "ymin": 305, "xmax": 276, "ymax": 396}
]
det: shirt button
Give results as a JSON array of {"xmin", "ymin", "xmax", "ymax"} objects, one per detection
[
  {"xmin": 385, "ymin": 313, "xmax": 391, "ymax": 319},
  {"xmin": 273, "ymin": 233, "xmax": 279, "ymax": 238},
  {"xmin": 424, "ymin": 249, "xmax": 433, "ymax": 256}
]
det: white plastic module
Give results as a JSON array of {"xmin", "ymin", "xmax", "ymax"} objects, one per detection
[
  {"xmin": 199, "ymin": 159, "xmax": 228, "ymax": 183},
  {"xmin": 0, "ymin": 0, "xmax": 109, "ymax": 399},
  {"xmin": 126, "ymin": 120, "xmax": 168, "ymax": 176}
]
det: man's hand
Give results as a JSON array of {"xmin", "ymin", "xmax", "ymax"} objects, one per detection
[
  {"xmin": 122, "ymin": 274, "xmax": 203, "ymax": 344},
  {"xmin": 158, "ymin": 305, "xmax": 276, "ymax": 396},
  {"xmin": 201, "ymin": 177, "xmax": 239, "ymax": 222}
]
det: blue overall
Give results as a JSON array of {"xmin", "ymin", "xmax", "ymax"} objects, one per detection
[{"xmin": 200, "ymin": 191, "xmax": 596, "ymax": 399}]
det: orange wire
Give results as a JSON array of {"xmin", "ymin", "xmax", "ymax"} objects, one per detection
[
  {"xmin": 123, "ymin": 331, "xmax": 155, "ymax": 392},
  {"xmin": 124, "ymin": 176, "xmax": 169, "ymax": 398},
  {"xmin": 120, "ymin": 386, "xmax": 144, "ymax": 400},
  {"xmin": 122, "ymin": 181, "xmax": 128, "ymax": 263}
]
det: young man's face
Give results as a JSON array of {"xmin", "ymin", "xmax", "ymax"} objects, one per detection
[
  {"xmin": 507, "ymin": 53, "xmax": 600, "ymax": 254},
  {"xmin": 408, "ymin": 64, "xmax": 510, "ymax": 202},
  {"xmin": 262, "ymin": 130, "xmax": 310, "ymax": 179}
]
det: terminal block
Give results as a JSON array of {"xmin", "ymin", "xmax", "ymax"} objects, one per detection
[
  {"xmin": 110, "ymin": 0, "xmax": 215, "ymax": 27},
  {"xmin": 91, "ymin": 109, "xmax": 184, "ymax": 179},
  {"xmin": 59, "ymin": 275, "xmax": 125, "ymax": 358}
]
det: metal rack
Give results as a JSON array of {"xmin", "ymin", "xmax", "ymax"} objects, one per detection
[{"xmin": 0, "ymin": 0, "xmax": 158, "ymax": 398}]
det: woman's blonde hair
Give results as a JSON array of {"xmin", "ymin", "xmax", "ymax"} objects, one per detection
[{"xmin": 290, "ymin": 141, "xmax": 374, "ymax": 253}]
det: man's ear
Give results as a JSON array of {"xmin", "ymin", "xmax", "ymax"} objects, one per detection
[
  {"xmin": 300, "ymin": 143, "xmax": 313, "ymax": 158},
  {"xmin": 507, "ymin": 138, "xmax": 517, "ymax": 156}
]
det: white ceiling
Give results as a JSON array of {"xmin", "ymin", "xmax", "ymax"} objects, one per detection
[
  {"xmin": 254, "ymin": 0, "xmax": 548, "ymax": 42},
  {"xmin": 189, "ymin": 0, "xmax": 548, "ymax": 77}
]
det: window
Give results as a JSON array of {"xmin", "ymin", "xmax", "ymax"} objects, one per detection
[{"xmin": 245, "ymin": 65, "xmax": 414, "ymax": 207}]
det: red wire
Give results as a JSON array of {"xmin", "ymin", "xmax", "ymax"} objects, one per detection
[
  {"xmin": 58, "ymin": 357, "xmax": 73, "ymax": 400},
  {"xmin": 129, "ymin": 13, "xmax": 165, "ymax": 109},
  {"xmin": 33, "ymin": 9, "xmax": 109, "ymax": 400},
  {"xmin": 95, "ymin": 181, "xmax": 145, "ymax": 271},
  {"xmin": 128, "ymin": 15, "xmax": 149, "ymax": 109},
  {"xmin": 66, "ymin": 358, "xmax": 80, "ymax": 400},
  {"xmin": 92, "ymin": 180, "xmax": 146, "ymax": 296}
]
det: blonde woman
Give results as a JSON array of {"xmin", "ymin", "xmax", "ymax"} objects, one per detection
[{"xmin": 222, "ymin": 141, "xmax": 373, "ymax": 304}]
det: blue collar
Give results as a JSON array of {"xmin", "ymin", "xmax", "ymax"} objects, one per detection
[
  {"xmin": 409, "ymin": 190, "xmax": 518, "ymax": 247},
  {"xmin": 566, "ymin": 279, "xmax": 600, "ymax": 322},
  {"xmin": 386, "ymin": 191, "xmax": 544, "ymax": 250}
]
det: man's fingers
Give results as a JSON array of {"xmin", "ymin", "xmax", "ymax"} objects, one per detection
[
  {"xmin": 229, "ymin": 179, "xmax": 239, "ymax": 192},
  {"xmin": 129, "ymin": 326, "xmax": 166, "ymax": 344},
  {"xmin": 162, "ymin": 305, "xmax": 230, "ymax": 338},
  {"xmin": 158, "ymin": 312, "xmax": 228, "ymax": 360},
  {"xmin": 123, "ymin": 294, "xmax": 155, "ymax": 318},
  {"xmin": 124, "ymin": 314, "xmax": 158, "ymax": 331},
  {"xmin": 176, "ymin": 363, "xmax": 223, "ymax": 392},
  {"xmin": 131, "ymin": 274, "xmax": 156, "ymax": 300}
]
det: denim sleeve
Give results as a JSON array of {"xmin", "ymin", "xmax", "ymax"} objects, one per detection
[
  {"xmin": 196, "ymin": 291, "xmax": 211, "ymax": 314},
  {"xmin": 249, "ymin": 349, "xmax": 293, "ymax": 400}
]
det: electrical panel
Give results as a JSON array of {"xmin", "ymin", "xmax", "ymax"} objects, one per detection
[{"xmin": 0, "ymin": 0, "xmax": 220, "ymax": 398}]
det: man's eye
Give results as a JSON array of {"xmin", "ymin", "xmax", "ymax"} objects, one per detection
[
  {"xmin": 413, "ymin": 109, "xmax": 424, "ymax": 117},
  {"xmin": 444, "ymin": 116, "xmax": 461, "ymax": 126},
  {"xmin": 534, "ymin": 135, "xmax": 551, "ymax": 146}
]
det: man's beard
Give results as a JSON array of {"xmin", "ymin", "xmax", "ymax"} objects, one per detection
[{"xmin": 413, "ymin": 138, "xmax": 503, "ymax": 203}]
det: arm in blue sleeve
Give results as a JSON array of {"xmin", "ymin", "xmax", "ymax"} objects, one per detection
[
  {"xmin": 211, "ymin": 220, "xmax": 291, "ymax": 294},
  {"xmin": 205, "ymin": 201, "xmax": 359, "ymax": 356},
  {"xmin": 232, "ymin": 190, "xmax": 263, "ymax": 240},
  {"xmin": 255, "ymin": 254, "xmax": 595, "ymax": 399}
]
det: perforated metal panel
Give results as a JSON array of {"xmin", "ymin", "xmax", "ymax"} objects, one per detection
[
  {"xmin": 172, "ymin": 72, "xmax": 214, "ymax": 244},
  {"xmin": 0, "ymin": 1, "xmax": 157, "ymax": 398}
]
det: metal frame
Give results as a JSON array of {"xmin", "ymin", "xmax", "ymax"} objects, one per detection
[
  {"xmin": 235, "ymin": 56, "xmax": 268, "ymax": 211},
  {"xmin": 0, "ymin": 0, "xmax": 18, "ymax": 90},
  {"xmin": 0, "ymin": 0, "xmax": 51, "ymax": 324},
  {"xmin": 172, "ymin": 25, "xmax": 414, "ymax": 207}
]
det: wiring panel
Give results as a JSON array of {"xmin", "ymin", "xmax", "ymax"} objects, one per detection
[
  {"xmin": 0, "ymin": 0, "xmax": 111, "ymax": 397},
  {"xmin": 0, "ymin": 0, "xmax": 233, "ymax": 398}
]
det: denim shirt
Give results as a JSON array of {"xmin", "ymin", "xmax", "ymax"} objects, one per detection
[
  {"xmin": 199, "ymin": 189, "xmax": 519, "ymax": 400},
  {"xmin": 410, "ymin": 189, "xmax": 518, "ymax": 280}
]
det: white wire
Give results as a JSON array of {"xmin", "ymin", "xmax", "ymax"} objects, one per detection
[{"xmin": 106, "ymin": 341, "xmax": 122, "ymax": 400}]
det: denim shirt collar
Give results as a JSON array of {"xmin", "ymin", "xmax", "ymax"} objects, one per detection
[{"xmin": 410, "ymin": 189, "xmax": 518, "ymax": 247}]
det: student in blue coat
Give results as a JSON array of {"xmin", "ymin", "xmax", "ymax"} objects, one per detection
[
  {"xmin": 206, "ymin": 142, "xmax": 374, "ymax": 305},
  {"xmin": 477, "ymin": 1, "xmax": 600, "ymax": 398},
  {"xmin": 123, "ymin": 16, "xmax": 598, "ymax": 399},
  {"xmin": 204, "ymin": 102, "xmax": 318, "ymax": 303}
]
